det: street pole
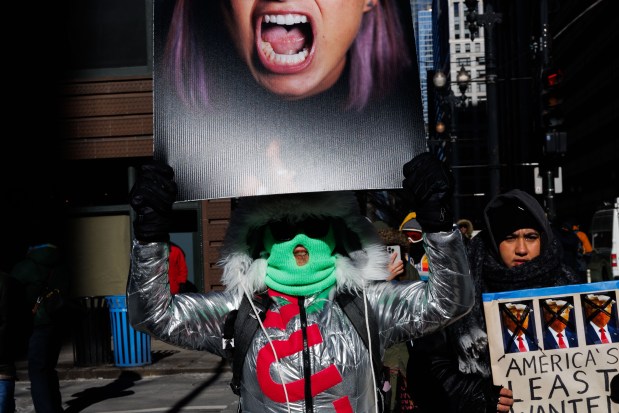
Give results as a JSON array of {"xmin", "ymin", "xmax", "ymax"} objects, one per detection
[
  {"xmin": 432, "ymin": 69, "xmax": 469, "ymax": 221},
  {"xmin": 539, "ymin": 0, "xmax": 557, "ymax": 222},
  {"xmin": 449, "ymin": 98, "xmax": 461, "ymax": 220},
  {"xmin": 465, "ymin": 0, "xmax": 502, "ymax": 201},
  {"xmin": 482, "ymin": 3, "xmax": 501, "ymax": 200}
]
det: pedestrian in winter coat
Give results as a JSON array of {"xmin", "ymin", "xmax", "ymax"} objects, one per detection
[
  {"xmin": 11, "ymin": 240, "xmax": 69, "ymax": 413},
  {"xmin": 126, "ymin": 153, "xmax": 474, "ymax": 413},
  {"xmin": 407, "ymin": 189, "xmax": 580, "ymax": 413}
]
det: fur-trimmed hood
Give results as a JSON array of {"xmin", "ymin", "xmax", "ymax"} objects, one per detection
[{"xmin": 218, "ymin": 191, "xmax": 389, "ymax": 299}]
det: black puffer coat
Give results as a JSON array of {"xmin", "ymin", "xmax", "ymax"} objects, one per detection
[{"xmin": 407, "ymin": 189, "xmax": 580, "ymax": 413}]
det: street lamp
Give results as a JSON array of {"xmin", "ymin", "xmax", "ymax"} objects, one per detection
[
  {"xmin": 456, "ymin": 66, "xmax": 472, "ymax": 99},
  {"xmin": 433, "ymin": 68, "xmax": 470, "ymax": 109},
  {"xmin": 435, "ymin": 121, "xmax": 446, "ymax": 134},
  {"xmin": 432, "ymin": 67, "xmax": 471, "ymax": 220},
  {"xmin": 433, "ymin": 70, "xmax": 447, "ymax": 89}
]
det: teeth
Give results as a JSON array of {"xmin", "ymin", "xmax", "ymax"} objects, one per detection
[
  {"xmin": 261, "ymin": 41, "xmax": 309, "ymax": 65},
  {"xmin": 261, "ymin": 14, "xmax": 310, "ymax": 65},
  {"xmin": 264, "ymin": 14, "xmax": 308, "ymax": 25}
]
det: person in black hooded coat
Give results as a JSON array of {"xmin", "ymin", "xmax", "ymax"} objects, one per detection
[{"xmin": 406, "ymin": 189, "xmax": 580, "ymax": 413}]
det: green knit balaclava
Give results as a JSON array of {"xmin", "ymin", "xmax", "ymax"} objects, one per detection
[{"xmin": 264, "ymin": 224, "xmax": 337, "ymax": 296}]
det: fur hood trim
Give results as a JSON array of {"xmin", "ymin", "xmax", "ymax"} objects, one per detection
[{"xmin": 218, "ymin": 192, "xmax": 389, "ymax": 299}]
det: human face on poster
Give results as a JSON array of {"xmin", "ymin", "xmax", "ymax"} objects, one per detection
[
  {"xmin": 154, "ymin": 0, "xmax": 425, "ymax": 200},
  {"xmin": 222, "ymin": 0, "xmax": 377, "ymax": 100}
]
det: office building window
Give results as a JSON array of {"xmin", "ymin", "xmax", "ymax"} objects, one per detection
[{"xmin": 61, "ymin": 0, "xmax": 152, "ymax": 77}]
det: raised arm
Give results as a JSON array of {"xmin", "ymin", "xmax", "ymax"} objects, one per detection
[
  {"xmin": 371, "ymin": 153, "xmax": 474, "ymax": 346},
  {"xmin": 126, "ymin": 162, "xmax": 236, "ymax": 356}
]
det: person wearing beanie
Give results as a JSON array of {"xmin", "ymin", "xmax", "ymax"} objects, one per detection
[
  {"xmin": 126, "ymin": 153, "xmax": 476, "ymax": 413},
  {"xmin": 406, "ymin": 189, "xmax": 580, "ymax": 413}
]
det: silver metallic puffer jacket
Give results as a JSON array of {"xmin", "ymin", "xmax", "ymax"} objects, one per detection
[{"xmin": 127, "ymin": 192, "xmax": 473, "ymax": 413}]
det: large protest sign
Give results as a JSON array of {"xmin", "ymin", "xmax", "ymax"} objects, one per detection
[
  {"xmin": 483, "ymin": 281, "xmax": 619, "ymax": 413},
  {"xmin": 154, "ymin": 0, "xmax": 425, "ymax": 201}
]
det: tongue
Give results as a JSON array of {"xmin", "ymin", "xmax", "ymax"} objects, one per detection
[{"xmin": 262, "ymin": 25, "xmax": 306, "ymax": 55}]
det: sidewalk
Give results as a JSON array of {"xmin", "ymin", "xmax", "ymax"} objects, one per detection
[{"xmin": 15, "ymin": 337, "xmax": 231, "ymax": 381}]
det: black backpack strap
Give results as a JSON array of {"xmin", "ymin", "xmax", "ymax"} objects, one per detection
[
  {"xmin": 227, "ymin": 292, "xmax": 271, "ymax": 396},
  {"xmin": 336, "ymin": 292, "xmax": 383, "ymax": 389}
]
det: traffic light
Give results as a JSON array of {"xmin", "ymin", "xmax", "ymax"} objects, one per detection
[{"xmin": 541, "ymin": 69, "xmax": 565, "ymax": 130}]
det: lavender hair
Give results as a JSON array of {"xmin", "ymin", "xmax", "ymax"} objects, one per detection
[{"xmin": 347, "ymin": 0, "xmax": 412, "ymax": 110}]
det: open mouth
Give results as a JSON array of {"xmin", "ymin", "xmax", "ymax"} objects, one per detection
[
  {"xmin": 257, "ymin": 13, "xmax": 314, "ymax": 71},
  {"xmin": 293, "ymin": 245, "xmax": 309, "ymax": 266},
  {"xmin": 293, "ymin": 245, "xmax": 308, "ymax": 258}
]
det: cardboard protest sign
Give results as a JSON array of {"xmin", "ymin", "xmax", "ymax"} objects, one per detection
[
  {"xmin": 153, "ymin": 0, "xmax": 425, "ymax": 201},
  {"xmin": 483, "ymin": 281, "xmax": 619, "ymax": 413}
]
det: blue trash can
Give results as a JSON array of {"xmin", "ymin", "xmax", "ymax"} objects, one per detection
[{"xmin": 106, "ymin": 295, "xmax": 152, "ymax": 367}]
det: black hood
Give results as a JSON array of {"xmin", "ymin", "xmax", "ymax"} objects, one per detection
[{"xmin": 482, "ymin": 189, "xmax": 554, "ymax": 259}]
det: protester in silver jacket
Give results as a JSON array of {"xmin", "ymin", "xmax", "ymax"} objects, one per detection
[{"xmin": 127, "ymin": 154, "xmax": 474, "ymax": 413}]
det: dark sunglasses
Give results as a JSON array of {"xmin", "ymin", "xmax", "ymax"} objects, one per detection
[
  {"xmin": 403, "ymin": 229, "xmax": 423, "ymax": 243},
  {"xmin": 268, "ymin": 217, "xmax": 332, "ymax": 242}
]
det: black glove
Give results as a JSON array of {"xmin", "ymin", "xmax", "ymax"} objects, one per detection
[
  {"xmin": 402, "ymin": 152, "xmax": 454, "ymax": 232},
  {"xmin": 129, "ymin": 161, "xmax": 177, "ymax": 242},
  {"xmin": 483, "ymin": 383, "xmax": 505, "ymax": 413}
]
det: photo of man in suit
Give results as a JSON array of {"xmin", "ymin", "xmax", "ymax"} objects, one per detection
[
  {"xmin": 583, "ymin": 293, "xmax": 619, "ymax": 345},
  {"xmin": 542, "ymin": 298, "xmax": 578, "ymax": 350},
  {"xmin": 501, "ymin": 301, "xmax": 539, "ymax": 353}
]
